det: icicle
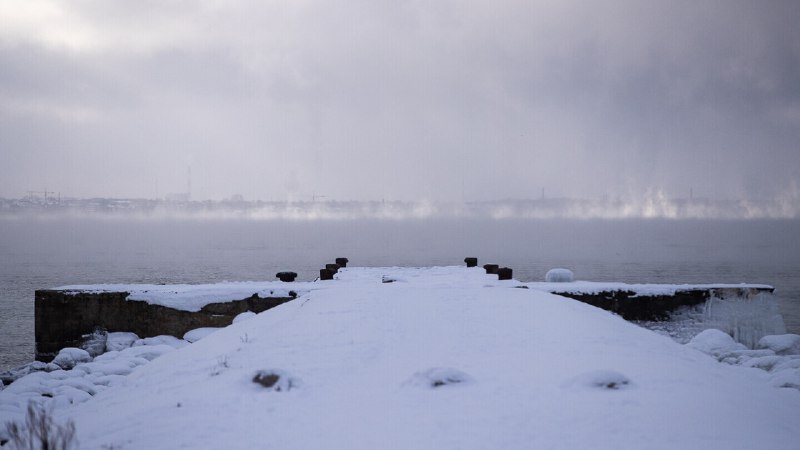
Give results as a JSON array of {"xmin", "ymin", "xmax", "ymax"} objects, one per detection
[{"xmin": 702, "ymin": 291, "xmax": 786, "ymax": 348}]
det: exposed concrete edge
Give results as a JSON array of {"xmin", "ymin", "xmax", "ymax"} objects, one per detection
[
  {"xmin": 35, "ymin": 290, "xmax": 296, "ymax": 362},
  {"xmin": 552, "ymin": 286, "xmax": 775, "ymax": 321}
]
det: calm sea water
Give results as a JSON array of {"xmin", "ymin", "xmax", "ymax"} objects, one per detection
[{"xmin": 2, "ymin": 217, "xmax": 799, "ymax": 371}]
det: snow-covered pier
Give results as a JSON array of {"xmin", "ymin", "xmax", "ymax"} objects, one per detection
[
  {"xmin": 34, "ymin": 266, "xmax": 773, "ymax": 362},
  {"xmin": 3, "ymin": 265, "xmax": 798, "ymax": 449}
]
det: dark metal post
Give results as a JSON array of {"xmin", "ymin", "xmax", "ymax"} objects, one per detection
[{"xmin": 276, "ymin": 272, "xmax": 297, "ymax": 282}]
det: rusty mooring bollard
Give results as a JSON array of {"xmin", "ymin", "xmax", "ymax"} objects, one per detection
[
  {"xmin": 464, "ymin": 257, "xmax": 478, "ymax": 267},
  {"xmin": 483, "ymin": 264, "xmax": 499, "ymax": 274},
  {"xmin": 335, "ymin": 258, "xmax": 349, "ymax": 267},
  {"xmin": 319, "ymin": 269, "xmax": 334, "ymax": 280},
  {"xmin": 276, "ymin": 272, "xmax": 297, "ymax": 282},
  {"xmin": 497, "ymin": 267, "xmax": 513, "ymax": 280},
  {"xmin": 325, "ymin": 263, "xmax": 340, "ymax": 274}
]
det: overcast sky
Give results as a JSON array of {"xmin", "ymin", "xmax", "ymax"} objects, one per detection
[{"xmin": 1, "ymin": 0, "xmax": 799, "ymax": 202}]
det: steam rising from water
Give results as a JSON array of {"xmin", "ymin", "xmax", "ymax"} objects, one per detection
[{"xmin": 6, "ymin": 191, "xmax": 799, "ymax": 221}]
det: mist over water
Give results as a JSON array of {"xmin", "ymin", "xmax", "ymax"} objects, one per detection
[{"xmin": 1, "ymin": 217, "xmax": 799, "ymax": 371}]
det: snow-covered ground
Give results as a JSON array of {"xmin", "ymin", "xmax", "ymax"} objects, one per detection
[{"xmin": 3, "ymin": 267, "xmax": 799, "ymax": 449}]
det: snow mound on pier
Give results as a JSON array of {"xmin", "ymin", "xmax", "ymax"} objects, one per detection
[
  {"xmin": 183, "ymin": 327, "xmax": 222, "ymax": 343},
  {"xmin": 545, "ymin": 268, "xmax": 575, "ymax": 283},
  {"xmin": 565, "ymin": 369, "xmax": 632, "ymax": 390}
]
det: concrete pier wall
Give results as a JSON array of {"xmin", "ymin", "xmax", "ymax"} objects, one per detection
[
  {"xmin": 551, "ymin": 286, "xmax": 773, "ymax": 321},
  {"xmin": 35, "ymin": 290, "xmax": 295, "ymax": 362},
  {"xmin": 34, "ymin": 283, "xmax": 774, "ymax": 361}
]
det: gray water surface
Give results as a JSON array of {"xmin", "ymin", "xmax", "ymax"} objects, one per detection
[{"xmin": 2, "ymin": 217, "xmax": 799, "ymax": 371}]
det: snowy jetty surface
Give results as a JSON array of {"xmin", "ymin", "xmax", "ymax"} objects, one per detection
[
  {"xmin": 3, "ymin": 267, "xmax": 799, "ymax": 449},
  {"xmin": 54, "ymin": 266, "xmax": 773, "ymax": 312}
]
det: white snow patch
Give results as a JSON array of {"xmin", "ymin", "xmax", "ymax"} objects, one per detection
[
  {"xmin": 685, "ymin": 329, "xmax": 800, "ymax": 394},
  {"xmin": 565, "ymin": 370, "xmax": 632, "ymax": 390},
  {"xmin": 105, "ymin": 332, "xmax": 139, "ymax": 352},
  {"xmin": 132, "ymin": 335, "xmax": 189, "ymax": 349},
  {"xmin": 56, "ymin": 281, "xmax": 308, "ymax": 312},
  {"xmin": 769, "ymin": 368, "xmax": 800, "ymax": 390},
  {"xmin": 742, "ymin": 355, "xmax": 785, "ymax": 371},
  {"xmin": 232, "ymin": 311, "xmax": 257, "ymax": 323},
  {"xmin": 405, "ymin": 368, "xmax": 474, "ymax": 389},
  {"xmin": 757, "ymin": 334, "xmax": 800, "ymax": 356},
  {"xmin": 183, "ymin": 327, "xmax": 222, "ymax": 343},
  {"xmin": 0, "ymin": 335, "xmax": 179, "ymax": 438},
  {"xmin": 118, "ymin": 344, "xmax": 176, "ymax": 362},
  {"xmin": 685, "ymin": 329, "xmax": 747, "ymax": 357},
  {"xmin": 772, "ymin": 356, "xmax": 800, "ymax": 373},
  {"xmin": 717, "ymin": 349, "xmax": 776, "ymax": 365},
  {"xmin": 51, "ymin": 348, "xmax": 92, "ymax": 370}
]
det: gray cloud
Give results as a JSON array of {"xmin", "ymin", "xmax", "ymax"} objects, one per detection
[{"xmin": 1, "ymin": 0, "xmax": 798, "ymax": 202}]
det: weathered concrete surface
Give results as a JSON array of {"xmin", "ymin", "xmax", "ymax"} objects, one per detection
[
  {"xmin": 35, "ymin": 290, "xmax": 295, "ymax": 362},
  {"xmin": 552, "ymin": 286, "xmax": 774, "ymax": 321}
]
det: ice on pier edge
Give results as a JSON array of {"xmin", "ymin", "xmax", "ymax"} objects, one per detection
[{"xmin": 1, "ymin": 266, "xmax": 798, "ymax": 449}]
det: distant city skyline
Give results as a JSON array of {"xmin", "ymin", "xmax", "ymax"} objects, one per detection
[
  {"xmin": 1, "ymin": 1, "xmax": 799, "ymax": 202},
  {"xmin": 3, "ymin": 184, "xmax": 789, "ymax": 203}
]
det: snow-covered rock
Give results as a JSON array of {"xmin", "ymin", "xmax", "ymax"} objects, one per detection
[
  {"xmin": 717, "ymin": 348, "xmax": 775, "ymax": 365},
  {"xmin": 51, "ymin": 348, "xmax": 92, "ymax": 370},
  {"xmin": 80, "ymin": 329, "xmax": 108, "ymax": 357},
  {"xmin": 0, "ymin": 336, "xmax": 179, "ymax": 439},
  {"xmin": 183, "ymin": 327, "xmax": 222, "ymax": 343},
  {"xmin": 771, "ymin": 356, "xmax": 800, "ymax": 373},
  {"xmin": 0, "ymin": 361, "xmax": 61, "ymax": 386},
  {"xmin": 566, "ymin": 370, "xmax": 632, "ymax": 390},
  {"xmin": 105, "ymin": 332, "xmax": 140, "ymax": 352},
  {"xmin": 132, "ymin": 335, "xmax": 189, "ymax": 349},
  {"xmin": 685, "ymin": 328, "xmax": 746, "ymax": 357},
  {"xmin": 769, "ymin": 368, "xmax": 800, "ymax": 390},
  {"xmin": 742, "ymin": 355, "xmax": 785, "ymax": 371},
  {"xmin": 118, "ymin": 344, "xmax": 175, "ymax": 362},
  {"xmin": 688, "ymin": 330, "xmax": 800, "ymax": 397},
  {"xmin": 252, "ymin": 369, "xmax": 298, "ymax": 392},
  {"xmin": 545, "ymin": 268, "xmax": 575, "ymax": 283},
  {"xmin": 757, "ymin": 334, "xmax": 800, "ymax": 356},
  {"xmin": 405, "ymin": 367, "xmax": 473, "ymax": 389},
  {"xmin": 233, "ymin": 311, "xmax": 257, "ymax": 323}
]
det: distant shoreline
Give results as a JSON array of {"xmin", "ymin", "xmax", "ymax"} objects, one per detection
[{"xmin": 2, "ymin": 196, "xmax": 799, "ymax": 220}]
